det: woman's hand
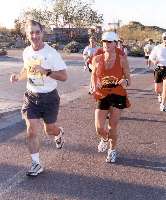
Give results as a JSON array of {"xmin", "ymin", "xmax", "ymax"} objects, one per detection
[{"xmin": 118, "ymin": 79, "xmax": 128, "ymax": 87}]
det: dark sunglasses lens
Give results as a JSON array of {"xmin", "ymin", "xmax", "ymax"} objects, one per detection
[{"xmin": 102, "ymin": 40, "xmax": 112, "ymax": 43}]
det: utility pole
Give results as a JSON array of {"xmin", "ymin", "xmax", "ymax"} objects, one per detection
[{"xmin": 108, "ymin": 19, "xmax": 122, "ymax": 32}]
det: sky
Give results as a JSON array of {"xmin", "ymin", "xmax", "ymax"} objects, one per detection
[{"xmin": 0, "ymin": 0, "xmax": 166, "ymax": 29}]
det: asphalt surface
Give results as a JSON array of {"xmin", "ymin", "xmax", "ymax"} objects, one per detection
[{"xmin": 0, "ymin": 50, "xmax": 165, "ymax": 200}]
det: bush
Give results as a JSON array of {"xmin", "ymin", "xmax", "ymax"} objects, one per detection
[
  {"xmin": 63, "ymin": 41, "xmax": 82, "ymax": 53},
  {"xmin": 51, "ymin": 42, "xmax": 60, "ymax": 50},
  {"xmin": 128, "ymin": 46, "xmax": 144, "ymax": 57}
]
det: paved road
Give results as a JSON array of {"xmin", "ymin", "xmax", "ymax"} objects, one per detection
[{"xmin": 0, "ymin": 50, "xmax": 165, "ymax": 200}]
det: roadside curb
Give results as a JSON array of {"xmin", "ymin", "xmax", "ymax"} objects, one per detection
[
  {"xmin": 0, "ymin": 108, "xmax": 22, "ymax": 130},
  {"xmin": 0, "ymin": 107, "xmax": 21, "ymax": 118}
]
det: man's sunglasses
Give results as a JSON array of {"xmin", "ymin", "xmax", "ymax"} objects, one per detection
[{"xmin": 163, "ymin": 37, "xmax": 166, "ymax": 40}]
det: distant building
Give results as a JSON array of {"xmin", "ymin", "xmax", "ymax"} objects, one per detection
[{"xmin": 44, "ymin": 26, "xmax": 102, "ymax": 44}]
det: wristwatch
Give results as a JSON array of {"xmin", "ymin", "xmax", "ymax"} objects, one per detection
[{"xmin": 46, "ymin": 69, "xmax": 52, "ymax": 76}]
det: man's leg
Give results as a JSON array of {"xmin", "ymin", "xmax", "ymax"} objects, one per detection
[
  {"xmin": 25, "ymin": 118, "xmax": 44, "ymax": 176},
  {"xmin": 155, "ymin": 82, "xmax": 162, "ymax": 94},
  {"xmin": 148, "ymin": 59, "xmax": 151, "ymax": 68},
  {"xmin": 160, "ymin": 79, "xmax": 166, "ymax": 111},
  {"xmin": 44, "ymin": 123, "xmax": 64, "ymax": 149},
  {"xmin": 154, "ymin": 67, "xmax": 163, "ymax": 103},
  {"xmin": 155, "ymin": 82, "xmax": 162, "ymax": 103},
  {"xmin": 25, "ymin": 118, "xmax": 41, "ymax": 154}
]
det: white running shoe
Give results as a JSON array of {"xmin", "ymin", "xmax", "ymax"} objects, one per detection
[
  {"xmin": 106, "ymin": 149, "xmax": 117, "ymax": 163},
  {"xmin": 54, "ymin": 127, "xmax": 64, "ymax": 149},
  {"xmin": 158, "ymin": 94, "xmax": 162, "ymax": 103},
  {"xmin": 26, "ymin": 161, "xmax": 44, "ymax": 177},
  {"xmin": 160, "ymin": 104, "xmax": 166, "ymax": 112},
  {"xmin": 98, "ymin": 139, "xmax": 108, "ymax": 152}
]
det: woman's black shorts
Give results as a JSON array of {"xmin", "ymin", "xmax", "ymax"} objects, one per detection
[{"xmin": 97, "ymin": 94, "xmax": 128, "ymax": 110}]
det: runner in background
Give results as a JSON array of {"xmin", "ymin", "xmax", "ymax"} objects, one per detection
[
  {"xmin": 149, "ymin": 32, "xmax": 166, "ymax": 111},
  {"xmin": 144, "ymin": 39, "xmax": 155, "ymax": 68},
  {"xmin": 83, "ymin": 36, "xmax": 99, "ymax": 94},
  {"xmin": 117, "ymin": 38, "xmax": 128, "ymax": 56}
]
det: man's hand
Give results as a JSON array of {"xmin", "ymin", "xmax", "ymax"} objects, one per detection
[{"xmin": 10, "ymin": 73, "xmax": 19, "ymax": 83}]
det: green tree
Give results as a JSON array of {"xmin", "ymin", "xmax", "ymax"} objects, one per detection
[
  {"xmin": 20, "ymin": 8, "xmax": 51, "ymax": 27},
  {"xmin": 47, "ymin": 0, "xmax": 103, "ymax": 28}
]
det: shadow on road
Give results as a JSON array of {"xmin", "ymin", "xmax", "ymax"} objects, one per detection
[
  {"xmin": 0, "ymin": 56, "xmax": 22, "ymax": 62},
  {"xmin": 0, "ymin": 121, "xmax": 25, "ymax": 143},
  {"xmin": 0, "ymin": 163, "xmax": 165, "ymax": 200},
  {"xmin": 121, "ymin": 116, "xmax": 166, "ymax": 123}
]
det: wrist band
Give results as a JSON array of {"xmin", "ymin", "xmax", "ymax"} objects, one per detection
[{"xmin": 125, "ymin": 79, "xmax": 129, "ymax": 86}]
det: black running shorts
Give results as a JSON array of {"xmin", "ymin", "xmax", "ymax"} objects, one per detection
[
  {"xmin": 154, "ymin": 66, "xmax": 166, "ymax": 83},
  {"xmin": 96, "ymin": 94, "xmax": 128, "ymax": 110},
  {"xmin": 144, "ymin": 55, "xmax": 149, "ymax": 60},
  {"xmin": 22, "ymin": 89, "xmax": 60, "ymax": 123}
]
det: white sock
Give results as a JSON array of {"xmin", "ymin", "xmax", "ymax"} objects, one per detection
[{"xmin": 31, "ymin": 153, "xmax": 40, "ymax": 164}]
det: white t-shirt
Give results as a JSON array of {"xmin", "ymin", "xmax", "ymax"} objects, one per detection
[
  {"xmin": 83, "ymin": 46, "xmax": 99, "ymax": 61},
  {"xmin": 83, "ymin": 46, "xmax": 99, "ymax": 69},
  {"xmin": 144, "ymin": 44, "xmax": 155, "ymax": 56},
  {"xmin": 149, "ymin": 44, "xmax": 166, "ymax": 66},
  {"xmin": 23, "ymin": 43, "xmax": 67, "ymax": 93}
]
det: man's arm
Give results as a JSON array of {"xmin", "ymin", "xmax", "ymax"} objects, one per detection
[
  {"xmin": 30, "ymin": 65, "xmax": 67, "ymax": 81},
  {"xmin": 48, "ymin": 69, "xmax": 67, "ymax": 81}
]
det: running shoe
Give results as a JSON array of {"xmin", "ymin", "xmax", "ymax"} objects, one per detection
[
  {"xmin": 160, "ymin": 104, "xmax": 166, "ymax": 112},
  {"xmin": 26, "ymin": 161, "xmax": 44, "ymax": 177},
  {"xmin": 98, "ymin": 139, "xmax": 108, "ymax": 152},
  {"xmin": 54, "ymin": 127, "xmax": 64, "ymax": 149},
  {"xmin": 105, "ymin": 149, "xmax": 117, "ymax": 163}
]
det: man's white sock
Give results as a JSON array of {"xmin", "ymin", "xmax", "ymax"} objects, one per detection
[{"xmin": 31, "ymin": 153, "xmax": 40, "ymax": 164}]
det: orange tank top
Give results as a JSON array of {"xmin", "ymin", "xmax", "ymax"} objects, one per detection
[{"xmin": 93, "ymin": 49, "xmax": 129, "ymax": 100}]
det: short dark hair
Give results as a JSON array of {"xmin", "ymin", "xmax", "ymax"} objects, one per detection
[
  {"xmin": 24, "ymin": 20, "xmax": 43, "ymax": 32},
  {"xmin": 148, "ymin": 39, "xmax": 153, "ymax": 42}
]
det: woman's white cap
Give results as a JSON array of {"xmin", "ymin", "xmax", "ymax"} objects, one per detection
[{"xmin": 102, "ymin": 32, "xmax": 119, "ymax": 42}]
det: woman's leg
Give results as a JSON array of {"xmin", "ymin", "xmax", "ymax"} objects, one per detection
[
  {"xmin": 108, "ymin": 107, "xmax": 122, "ymax": 150},
  {"xmin": 95, "ymin": 108, "xmax": 109, "ymax": 140}
]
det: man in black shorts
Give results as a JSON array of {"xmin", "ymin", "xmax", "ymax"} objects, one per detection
[
  {"xmin": 10, "ymin": 20, "xmax": 67, "ymax": 176},
  {"xmin": 149, "ymin": 32, "xmax": 166, "ymax": 111},
  {"xmin": 144, "ymin": 39, "xmax": 155, "ymax": 68}
]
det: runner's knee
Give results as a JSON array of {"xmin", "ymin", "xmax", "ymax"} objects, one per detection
[{"xmin": 27, "ymin": 126, "xmax": 37, "ymax": 138}]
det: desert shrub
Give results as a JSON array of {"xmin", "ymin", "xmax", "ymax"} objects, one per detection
[
  {"xmin": 128, "ymin": 46, "xmax": 144, "ymax": 57},
  {"xmin": 63, "ymin": 41, "xmax": 82, "ymax": 53}
]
